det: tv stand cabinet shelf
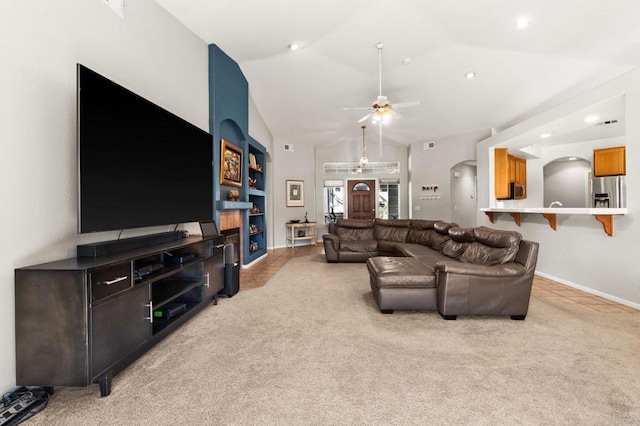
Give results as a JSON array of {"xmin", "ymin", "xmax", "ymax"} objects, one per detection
[{"xmin": 15, "ymin": 235, "xmax": 224, "ymax": 397}]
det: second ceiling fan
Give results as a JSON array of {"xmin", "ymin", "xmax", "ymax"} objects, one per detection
[{"xmin": 344, "ymin": 42, "xmax": 421, "ymax": 124}]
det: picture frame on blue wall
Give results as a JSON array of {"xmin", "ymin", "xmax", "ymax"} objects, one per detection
[
  {"xmin": 221, "ymin": 139, "xmax": 243, "ymax": 187},
  {"xmin": 286, "ymin": 180, "xmax": 304, "ymax": 207}
]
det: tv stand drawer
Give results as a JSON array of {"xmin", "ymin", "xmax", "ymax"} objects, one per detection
[{"xmin": 90, "ymin": 263, "xmax": 132, "ymax": 302}]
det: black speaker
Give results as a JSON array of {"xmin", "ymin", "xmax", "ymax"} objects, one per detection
[
  {"xmin": 77, "ymin": 231, "xmax": 185, "ymax": 258},
  {"xmin": 220, "ymin": 243, "xmax": 239, "ymax": 297}
]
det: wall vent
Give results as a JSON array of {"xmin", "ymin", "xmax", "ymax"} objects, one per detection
[
  {"xmin": 423, "ymin": 141, "xmax": 436, "ymax": 150},
  {"xmin": 596, "ymin": 119, "xmax": 618, "ymax": 126},
  {"xmin": 284, "ymin": 144, "xmax": 294, "ymax": 152}
]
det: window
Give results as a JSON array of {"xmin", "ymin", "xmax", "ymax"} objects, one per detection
[
  {"xmin": 353, "ymin": 183, "xmax": 371, "ymax": 191},
  {"xmin": 379, "ymin": 181, "xmax": 399, "ymax": 219},
  {"xmin": 323, "ymin": 181, "xmax": 344, "ymax": 224}
]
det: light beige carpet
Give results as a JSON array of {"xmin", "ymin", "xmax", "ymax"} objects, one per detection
[{"xmin": 25, "ymin": 254, "xmax": 640, "ymax": 425}]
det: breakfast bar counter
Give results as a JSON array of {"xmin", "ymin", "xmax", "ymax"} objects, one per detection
[{"xmin": 480, "ymin": 207, "xmax": 628, "ymax": 236}]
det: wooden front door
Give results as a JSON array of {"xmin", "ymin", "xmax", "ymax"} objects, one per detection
[{"xmin": 348, "ymin": 179, "xmax": 376, "ymax": 220}]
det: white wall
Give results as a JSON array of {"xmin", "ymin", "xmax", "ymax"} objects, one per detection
[
  {"xmin": 409, "ymin": 129, "xmax": 491, "ymax": 221},
  {"xmin": 477, "ymin": 70, "xmax": 640, "ymax": 308},
  {"xmin": 0, "ymin": 0, "xmax": 208, "ymax": 392},
  {"xmin": 271, "ymin": 142, "xmax": 317, "ymax": 247}
]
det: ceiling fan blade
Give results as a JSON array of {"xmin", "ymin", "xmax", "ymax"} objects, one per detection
[
  {"xmin": 357, "ymin": 113, "xmax": 372, "ymax": 123},
  {"xmin": 389, "ymin": 110, "xmax": 402, "ymax": 120},
  {"xmin": 392, "ymin": 100, "xmax": 421, "ymax": 109},
  {"xmin": 343, "ymin": 106, "xmax": 372, "ymax": 111}
]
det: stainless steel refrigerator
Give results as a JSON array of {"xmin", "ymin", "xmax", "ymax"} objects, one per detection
[{"xmin": 591, "ymin": 175, "xmax": 626, "ymax": 208}]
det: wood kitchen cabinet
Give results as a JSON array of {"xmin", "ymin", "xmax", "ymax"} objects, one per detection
[
  {"xmin": 514, "ymin": 157, "xmax": 527, "ymax": 186},
  {"xmin": 494, "ymin": 148, "xmax": 527, "ymax": 199},
  {"xmin": 594, "ymin": 146, "xmax": 625, "ymax": 176}
]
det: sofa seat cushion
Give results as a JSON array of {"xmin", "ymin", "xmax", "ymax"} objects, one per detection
[
  {"xmin": 340, "ymin": 239, "xmax": 378, "ymax": 252},
  {"xmin": 395, "ymin": 243, "xmax": 437, "ymax": 258},
  {"xmin": 377, "ymin": 240, "xmax": 406, "ymax": 256},
  {"xmin": 414, "ymin": 252, "xmax": 452, "ymax": 268},
  {"xmin": 367, "ymin": 257, "xmax": 436, "ymax": 288}
]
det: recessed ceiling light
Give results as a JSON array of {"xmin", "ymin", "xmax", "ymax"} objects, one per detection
[
  {"xmin": 514, "ymin": 17, "xmax": 531, "ymax": 29},
  {"xmin": 465, "ymin": 71, "xmax": 476, "ymax": 79},
  {"xmin": 287, "ymin": 42, "xmax": 302, "ymax": 51},
  {"xmin": 584, "ymin": 115, "xmax": 599, "ymax": 123},
  {"xmin": 568, "ymin": 157, "xmax": 577, "ymax": 161},
  {"xmin": 540, "ymin": 133, "xmax": 552, "ymax": 139},
  {"xmin": 403, "ymin": 58, "xmax": 412, "ymax": 65}
]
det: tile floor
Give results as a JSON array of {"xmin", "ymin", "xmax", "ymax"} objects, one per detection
[{"xmin": 240, "ymin": 245, "xmax": 638, "ymax": 314}]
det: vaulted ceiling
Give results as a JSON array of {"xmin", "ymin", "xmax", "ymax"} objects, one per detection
[{"xmin": 154, "ymin": 0, "xmax": 640, "ymax": 149}]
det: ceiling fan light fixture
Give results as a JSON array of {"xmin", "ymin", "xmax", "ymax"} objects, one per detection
[{"xmin": 359, "ymin": 125, "xmax": 368, "ymax": 168}]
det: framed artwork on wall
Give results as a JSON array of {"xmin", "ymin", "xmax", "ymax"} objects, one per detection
[
  {"xmin": 286, "ymin": 180, "xmax": 304, "ymax": 207},
  {"xmin": 221, "ymin": 139, "xmax": 243, "ymax": 187}
]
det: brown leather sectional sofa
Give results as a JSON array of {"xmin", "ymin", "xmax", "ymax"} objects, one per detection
[{"xmin": 322, "ymin": 219, "xmax": 539, "ymax": 320}]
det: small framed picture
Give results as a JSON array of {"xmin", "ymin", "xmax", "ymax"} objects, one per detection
[
  {"xmin": 286, "ymin": 180, "xmax": 304, "ymax": 207},
  {"xmin": 221, "ymin": 139, "xmax": 243, "ymax": 187}
]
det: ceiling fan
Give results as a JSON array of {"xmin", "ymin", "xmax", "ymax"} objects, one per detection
[{"xmin": 343, "ymin": 42, "xmax": 421, "ymax": 125}]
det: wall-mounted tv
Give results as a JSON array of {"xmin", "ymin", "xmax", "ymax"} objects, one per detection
[{"xmin": 78, "ymin": 64, "xmax": 213, "ymax": 233}]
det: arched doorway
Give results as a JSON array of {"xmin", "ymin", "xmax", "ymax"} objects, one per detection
[{"xmin": 450, "ymin": 161, "xmax": 477, "ymax": 227}]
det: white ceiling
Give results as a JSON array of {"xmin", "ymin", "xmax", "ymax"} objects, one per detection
[{"xmin": 154, "ymin": 0, "xmax": 640, "ymax": 149}]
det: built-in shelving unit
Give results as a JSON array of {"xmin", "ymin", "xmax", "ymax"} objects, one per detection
[{"xmin": 245, "ymin": 138, "xmax": 267, "ymax": 263}]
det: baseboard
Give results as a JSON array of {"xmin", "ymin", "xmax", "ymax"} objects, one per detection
[
  {"xmin": 535, "ymin": 271, "xmax": 640, "ymax": 311},
  {"xmin": 243, "ymin": 252, "xmax": 268, "ymax": 269}
]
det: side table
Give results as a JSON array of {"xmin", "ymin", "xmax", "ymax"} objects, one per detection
[{"xmin": 286, "ymin": 222, "xmax": 317, "ymax": 248}]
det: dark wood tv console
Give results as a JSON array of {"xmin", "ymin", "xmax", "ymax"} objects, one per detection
[{"xmin": 15, "ymin": 235, "xmax": 224, "ymax": 397}]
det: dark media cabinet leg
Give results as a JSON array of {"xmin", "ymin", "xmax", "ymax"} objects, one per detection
[{"xmin": 98, "ymin": 370, "xmax": 112, "ymax": 397}]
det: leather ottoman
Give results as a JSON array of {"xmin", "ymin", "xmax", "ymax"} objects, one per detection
[{"xmin": 366, "ymin": 256, "xmax": 437, "ymax": 314}]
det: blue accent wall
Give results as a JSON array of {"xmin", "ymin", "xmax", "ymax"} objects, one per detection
[{"xmin": 209, "ymin": 44, "xmax": 249, "ymax": 223}]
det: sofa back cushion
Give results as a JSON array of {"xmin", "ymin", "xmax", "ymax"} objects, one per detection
[
  {"xmin": 406, "ymin": 229, "xmax": 433, "ymax": 246},
  {"xmin": 374, "ymin": 219, "xmax": 411, "ymax": 242},
  {"xmin": 404, "ymin": 220, "xmax": 435, "ymax": 246},
  {"xmin": 335, "ymin": 219, "xmax": 374, "ymax": 241},
  {"xmin": 410, "ymin": 219, "xmax": 437, "ymax": 230},
  {"xmin": 441, "ymin": 227, "xmax": 475, "ymax": 259},
  {"xmin": 460, "ymin": 227, "xmax": 522, "ymax": 265},
  {"xmin": 429, "ymin": 221, "xmax": 457, "ymax": 252}
]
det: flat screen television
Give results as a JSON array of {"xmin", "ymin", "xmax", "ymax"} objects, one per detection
[{"xmin": 78, "ymin": 64, "xmax": 213, "ymax": 233}]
